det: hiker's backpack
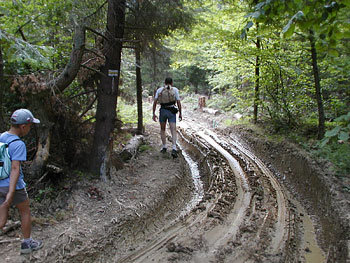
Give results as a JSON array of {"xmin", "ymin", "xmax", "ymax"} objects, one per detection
[
  {"xmin": 0, "ymin": 139, "xmax": 21, "ymax": 180},
  {"xmin": 158, "ymin": 86, "xmax": 176, "ymax": 104}
]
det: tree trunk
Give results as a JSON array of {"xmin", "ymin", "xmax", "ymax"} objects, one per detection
[
  {"xmin": 136, "ymin": 44, "xmax": 143, "ymax": 134},
  {"xmin": 309, "ymin": 31, "xmax": 325, "ymax": 139},
  {"xmin": 253, "ymin": 33, "xmax": 261, "ymax": 124},
  {"xmin": 152, "ymin": 49, "xmax": 157, "ymax": 91},
  {"xmin": 29, "ymin": 125, "xmax": 52, "ymax": 177},
  {"xmin": 90, "ymin": 0, "xmax": 126, "ymax": 178},
  {"xmin": 135, "ymin": 1, "xmax": 143, "ymax": 135},
  {"xmin": 0, "ymin": 45, "xmax": 5, "ymax": 130}
]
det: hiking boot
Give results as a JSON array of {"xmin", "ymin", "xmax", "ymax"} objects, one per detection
[
  {"xmin": 160, "ymin": 148, "xmax": 167, "ymax": 153},
  {"xmin": 21, "ymin": 239, "xmax": 43, "ymax": 254},
  {"xmin": 171, "ymin": 149, "xmax": 178, "ymax": 158}
]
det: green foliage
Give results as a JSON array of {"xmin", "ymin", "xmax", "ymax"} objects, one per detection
[
  {"xmin": 0, "ymin": 0, "xmax": 80, "ymax": 72},
  {"xmin": 117, "ymin": 99, "xmax": 152, "ymax": 127},
  {"xmin": 207, "ymin": 94, "xmax": 237, "ymax": 112},
  {"xmin": 314, "ymin": 142, "xmax": 350, "ymax": 178},
  {"xmin": 0, "ymin": 30, "xmax": 53, "ymax": 70},
  {"xmin": 320, "ymin": 112, "xmax": 350, "ymax": 147},
  {"xmin": 139, "ymin": 144, "xmax": 152, "ymax": 153},
  {"xmin": 182, "ymin": 93, "xmax": 199, "ymax": 104},
  {"xmin": 35, "ymin": 187, "xmax": 55, "ymax": 202},
  {"xmin": 117, "ymin": 99, "xmax": 138, "ymax": 126},
  {"xmin": 246, "ymin": 0, "xmax": 350, "ymax": 56}
]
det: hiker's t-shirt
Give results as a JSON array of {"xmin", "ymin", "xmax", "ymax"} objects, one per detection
[
  {"xmin": 155, "ymin": 86, "xmax": 180, "ymax": 102},
  {"xmin": 0, "ymin": 132, "xmax": 26, "ymax": 189}
]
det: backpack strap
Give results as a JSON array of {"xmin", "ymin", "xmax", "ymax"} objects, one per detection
[{"xmin": 6, "ymin": 138, "xmax": 22, "ymax": 147}]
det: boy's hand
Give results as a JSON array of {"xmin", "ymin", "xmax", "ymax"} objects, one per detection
[{"xmin": 0, "ymin": 203, "xmax": 9, "ymax": 229}]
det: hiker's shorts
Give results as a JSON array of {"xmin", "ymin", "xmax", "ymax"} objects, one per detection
[
  {"xmin": 159, "ymin": 108, "xmax": 176, "ymax": 123},
  {"xmin": 0, "ymin": 187, "xmax": 28, "ymax": 206}
]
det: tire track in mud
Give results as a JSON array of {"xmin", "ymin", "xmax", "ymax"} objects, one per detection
[
  {"xmin": 118, "ymin": 121, "xmax": 326, "ymax": 262},
  {"xmin": 194, "ymin": 129, "xmax": 252, "ymax": 262},
  {"xmin": 204, "ymin": 129, "xmax": 289, "ymax": 261},
  {"xmin": 204, "ymin": 129, "xmax": 288, "ymax": 253},
  {"xmin": 177, "ymin": 123, "xmax": 290, "ymax": 262}
]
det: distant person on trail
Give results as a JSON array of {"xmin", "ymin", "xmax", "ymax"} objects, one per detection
[
  {"xmin": 152, "ymin": 77, "xmax": 182, "ymax": 158},
  {"xmin": 0, "ymin": 109, "xmax": 43, "ymax": 254}
]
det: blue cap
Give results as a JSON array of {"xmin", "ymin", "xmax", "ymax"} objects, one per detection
[{"xmin": 10, "ymin": 109, "xmax": 40, "ymax": 125}]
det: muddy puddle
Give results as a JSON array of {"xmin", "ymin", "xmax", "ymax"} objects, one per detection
[{"xmin": 292, "ymin": 198, "xmax": 326, "ymax": 262}]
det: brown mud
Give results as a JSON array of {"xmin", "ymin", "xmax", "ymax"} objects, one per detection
[{"xmin": 0, "ymin": 104, "xmax": 349, "ymax": 263}]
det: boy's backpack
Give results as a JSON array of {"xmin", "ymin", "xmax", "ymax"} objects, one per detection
[{"xmin": 0, "ymin": 139, "xmax": 21, "ymax": 180}]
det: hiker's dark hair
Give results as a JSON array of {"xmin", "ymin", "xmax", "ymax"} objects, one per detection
[
  {"xmin": 11, "ymin": 123, "xmax": 24, "ymax": 128},
  {"xmin": 165, "ymin": 77, "xmax": 173, "ymax": 85}
]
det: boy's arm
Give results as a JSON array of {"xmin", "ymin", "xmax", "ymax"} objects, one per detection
[{"xmin": 2, "ymin": 160, "xmax": 21, "ymax": 207}]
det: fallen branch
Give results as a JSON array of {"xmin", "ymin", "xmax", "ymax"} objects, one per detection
[
  {"xmin": 0, "ymin": 221, "xmax": 21, "ymax": 235},
  {"xmin": 202, "ymin": 107, "xmax": 221, "ymax": 116},
  {"xmin": 0, "ymin": 238, "xmax": 20, "ymax": 244},
  {"xmin": 119, "ymin": 135, "xmax": 144, "ymax": 161}
]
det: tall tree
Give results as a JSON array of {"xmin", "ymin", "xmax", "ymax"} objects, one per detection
[
  {"xmin": 135, "ymin": 42, "xmax": 143, "ymax": 134},
  {"xmin": 134, "ymin": 0, "xmax": 143, "ymax": 134},
  {"xmin": 253, "ymin": 23, "xmax": 261, "ymax": 123},
  {"xmin": 90, "ymin": 0, "xmax": 126, "ymax": 177},
  {"xmin": 309, "ymin": 30, "xmax": 325, "ymax": 139}
]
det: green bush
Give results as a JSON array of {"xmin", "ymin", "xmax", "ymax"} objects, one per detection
[
  {"xmin": 117, "ymin": 98, "xmax": 152, "ymax": 126},
  {"xmin": 139, "ymin": 144, "xmax": 152, "ymax": 152},
  {"xmin": 320, "ymin": 112, "xmax": 350, "ymax": 147},
  {"xmin": 314, "ymin": 142, "xmax": 350, "ymax": 178},
  {"xmin": 207, "ymin": 94, "xmax": 236, "ymax": 111}
]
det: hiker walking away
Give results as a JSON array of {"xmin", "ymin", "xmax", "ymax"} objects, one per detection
[
  {"xmin": 153, "ymin": 77, "xmax": 182, "ymax": 158},
  {"xmin": 0, "ymin": 109, "xmax": 43, "ymax": 254}
]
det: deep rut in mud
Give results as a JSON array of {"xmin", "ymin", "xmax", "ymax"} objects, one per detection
[{"xmin": 112, "ymin": 121, "xmax": 327, "ymax": 263}]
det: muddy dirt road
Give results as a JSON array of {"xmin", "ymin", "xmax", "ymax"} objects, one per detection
[
  {"xmin": 1, "ymin": 109, "xmax": 348, "ymax": 262},
  {"xmin": 116, "ymin": 120, "xmax": 326, "ymax": 263}
]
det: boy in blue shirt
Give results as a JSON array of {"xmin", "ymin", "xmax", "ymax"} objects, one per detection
[{"xmin": 0, "ymin": 109, "xmax": 43, "ymax": 254}]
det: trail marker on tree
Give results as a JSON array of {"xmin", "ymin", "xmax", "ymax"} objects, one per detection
[
  {"xmin": 108, "ymin": 69, "xmax": 119, "ymax": 76},
  {"xmin": 108, "ymin": 69, "xmax": 119, "ymax": 94}
]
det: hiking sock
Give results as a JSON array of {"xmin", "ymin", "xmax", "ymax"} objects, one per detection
[{"xmin": 23, "ymin": 238, "xmax": 33, "ymax": 245}]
